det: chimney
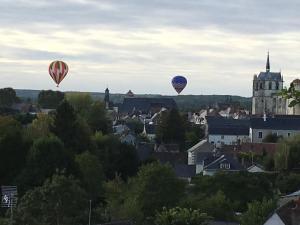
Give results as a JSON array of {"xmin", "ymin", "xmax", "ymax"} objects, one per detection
[{"xmin": 263, "ymin": 113, "xmax": 267, "ymax": 122}]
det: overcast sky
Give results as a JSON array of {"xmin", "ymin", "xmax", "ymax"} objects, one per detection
[{"xmin": 1, "ymin": 0, "xmax": 300, "ymax": 96}]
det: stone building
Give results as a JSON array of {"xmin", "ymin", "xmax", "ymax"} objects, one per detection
[{"xmin": 252, "ymin": 53, "xmax": 286, "ymax": 115}]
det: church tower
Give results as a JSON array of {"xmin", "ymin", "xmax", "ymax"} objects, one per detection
[
  {"xmin": 104, "ymin": 87, "xmax": 110, "ymax": 109},
  {"xmin": 252, "ymin": 53, "xmax": 286, "ymax": 115}
]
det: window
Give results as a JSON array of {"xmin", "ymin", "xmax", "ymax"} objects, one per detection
[
  {"xmin": 258, "ymin": 132, "xmax": 263, "ymax": 139},
  {"xmin": 288, "ymin": 133, "xmax": 291, "ymax": 137},
  {"xmin": 260, "ymin": 83, "xmax": 263, "ymax": 89},
  {"xmin": 220, "ymin": 163, "xmax": 231, "ymax": 169},
  {"xmin": 276, "ymin": 82, "xmax": 279, "ymax": 90},
  {"xmin": 221, "ymin": 135, "xmax": 224, "ymax": 140},
  {"xmin": 269, "ymin": 82, "xmax": 272, "ymax": 90}
]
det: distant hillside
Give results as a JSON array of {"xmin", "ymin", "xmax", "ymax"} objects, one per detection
[{"xmin": 15, "ymin": 89, "xmax": 251, "ymax": 111}]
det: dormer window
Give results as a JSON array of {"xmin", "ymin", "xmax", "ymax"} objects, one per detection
[{"xmin": 220, "ymin": 163, "xmax": 230, "ymax": 169}]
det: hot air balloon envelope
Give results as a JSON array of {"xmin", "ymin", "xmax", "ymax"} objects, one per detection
[
  {"xmin": 49, "ymin": 61, "xmax": 69, "ymax": 87},
  {"xmin": 172, "ymin": 75, "xmax": 187, "ymax": 94}
]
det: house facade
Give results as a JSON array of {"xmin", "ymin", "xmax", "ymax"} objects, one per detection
[
  {"xmin": 250, "ymin": 116, "xmax": 300, "ymax": 143},
  {"xmin": 207, "ymin": 116, "xmax": 250, "ymax": 147}
]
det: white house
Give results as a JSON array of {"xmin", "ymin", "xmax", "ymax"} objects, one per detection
[{"xmin": 207, "ymin": 116, "xmax": 250, "ymax": 147}]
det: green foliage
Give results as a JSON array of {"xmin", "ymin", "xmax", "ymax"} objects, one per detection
[
  {"xmin": 274, "ymin": 135, "xmax": 300, "ymax": 171},
  {"xmin": 14, "ymin": 174, "xmax": 88, "ymax": 225},
  {"xmin": 66, "ymin": 92, "xmax": 93, "ymax": 116},
  {"xmin": 154, "ymin": 207, "xmax": 210, "ymax": 225},
  {"xmin": 262, "ymin": 133, "xmax": 281, "ymax": 143},
  {"xmin": 276, "ymin": 173, "xmax": 300, "ymax": 194},
  {"xmin": 37, "ymin": 90, "xmax": 64, "ymax": 109},
  {"xmin": 0, "ymin": 116, "xmax": 27, "ymax": 184},
  {"xmin": 240, "ymin": 198, "xmax": 276, "ymax": 225},
  {"xmin": 18, "ymin": 136, "xmax": 74, "ymax": 189},
  {"xmin": 198, "ymin": 191, "xmax": 235, "ymax": 221},
  {"xmin": 185, "ymin": 124, "xmax": 205, "ymax": 148},
  {"xmin": 75, "ymin": 151, "xmax": 105, "ymax": 200},
  {"xmin": 192, "ymin": 172, "xmax": 274, "ymax": 212},
  {"xmin": 25, "ymin": 113, "xmax": 54, "ymax": 140},
  {"xmin": 156, "ymin": 108, "xmax": 185, "ymax": 148},
  {"xmin": 125, "ymin": 118, "xmax": 144, "ymax": 134},
  {"xmin": 52, "ymin": 100, "xmax": 92, "ymax": 153},
  {"xmin": 0, "ymin": 88, "xmax": 19, "ymax": 108},
  {"xmin": 132, "ymin": 162, "xmax": 185, "ymax": 220},
  {"xmin": 93, "ymin": 132, "xmax": 139, "ymax": 180},
  {"xmin": 280, "ymin": 83, "xmax": 300, "ymax": 107},
  {"xmin": 87, "ymin": 100, "xmax": 111, "ymax": 134}
]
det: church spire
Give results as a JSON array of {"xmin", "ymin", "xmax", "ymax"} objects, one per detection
[{"xmin": 266, "ymin": 51, "xmax": 270, "ymax": 72}]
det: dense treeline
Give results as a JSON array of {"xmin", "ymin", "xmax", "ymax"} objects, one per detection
[{"xmin": 15, "ymin": 89, "xmax": 252, "ymax": 111}]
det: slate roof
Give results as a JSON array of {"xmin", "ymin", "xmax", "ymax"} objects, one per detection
[
  {"xmin": 196, "ymin": 152, "xmax": 216, "ymax": 165},
  {"xmin": 173, "ymin": 164, "xmax": 196, "ymax": 178},
  {"xmin": 204, "ymin": 154, "xmax": 244, "ymax": 171},
  {"xmin": 250, "ymin": 117, "xmax": 300, "ymax": 130},
  {"xmin": 152, "ymin": 152, "xmax": 187, "ymax": 165},
  {"xmin": 257, "ymin": 71, "xmax": 282, "ymax": 81},
  {"xmin": 119, "ymin": 97, "xmax": 177, "ymax": 114},
  {"xmin": 207, "ymin": 116, "xmax": 250, "ymax": 135}
]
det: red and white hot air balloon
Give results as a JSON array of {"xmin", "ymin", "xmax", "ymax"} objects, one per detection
[{"xmin": 48, "ymin": 60, "xmax": 69, "ymax": 87}]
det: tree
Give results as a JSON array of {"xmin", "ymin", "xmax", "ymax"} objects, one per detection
[
  {"xmin": 87, "ymin": 101, "xmax": 111, "ymax": 134},
  {"xmin": 191, "ymin": 172, "xmax": 274, "ymax": 212},
  {"xmin": 37, "ymin": 90, "xmax": 65, "ymax": 109},
  {"xmin": 154, "ymin": 207, "xmax": 210, "ymax": 225},
  {"xmin": 156, "ymin": 108, "xmax": 186, "ymax": 149},
  {"xmin": 66, "ymin": 93, "xmax": 93, "ymax": 116},
  {"xmin": 19, "ymin": 136, "xmax": 74, "ymax": 189},
  {"xmin": 198, "ymin": 191, "xmax": 235, "ymax": 221},
  {"xmin": 276, "ymin": 173, "xmax": 300, "ymax": 194},
  {"xmin": 25, "ymin": 113, "xmax": 54, "ymax": 140},
  {"xmin": 92, "ymin": 132, "xmax": 139, "ymax": 180},
  {"xmin": 0, "ymin": 88, "xmax": 19, "ymax": 108},
  {"xmin": 131, "ymin": 162, "xmax": 185, "ymax": 220},
  {"xmin": 274, "ymin": 135, "xmax": 300, "ymax": 171},
  {"xmin": 240, "ymin": 198, "xmax": 276, "ymax": 225},
  {"xmin": 14, "ymin": 174, "xmax": 88, "ymax": 225},
  {"xmin": 0, "ymin": 116, "xmax": 27, "ymax": 184},
  {"xmin": 52, "ymin": 100, "xmax": 91, "ymax": 153},
  {"xmin": 75, "ymin": 151, "xmax": 105, "ymax": 200},
  {"xmin": 280, "ymin": 82, "xmax": 300, "ymax": 107},
  {"xmin": 262, "ymin": 133, "xmax": 281, "ymax": 143}
]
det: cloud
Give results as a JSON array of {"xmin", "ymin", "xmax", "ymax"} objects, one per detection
[{"xmin": 1, "ymin": 0, "xmax": 300, "ymax": 95}]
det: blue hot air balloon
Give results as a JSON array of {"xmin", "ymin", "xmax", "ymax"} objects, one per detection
[{"xmin": 172, "ymin": 75, "xmax": 187, "ymax": 94}]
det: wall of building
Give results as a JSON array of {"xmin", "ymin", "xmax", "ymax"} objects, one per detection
[
  {"xmin": 208, "ymin": 134, "xmax": 250, "ymax": 146},
  {"xmin": 250, "ymin": 128, "xmax": 300, "ymax": 143},
  {"xmin": 252, "ymin": 78, "xmax": 285, "ymax": 115}
]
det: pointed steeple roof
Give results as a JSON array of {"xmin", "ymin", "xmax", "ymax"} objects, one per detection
[{"xmin": 266, "ymin": 51, "xmax": 270, "ymax": 72}]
